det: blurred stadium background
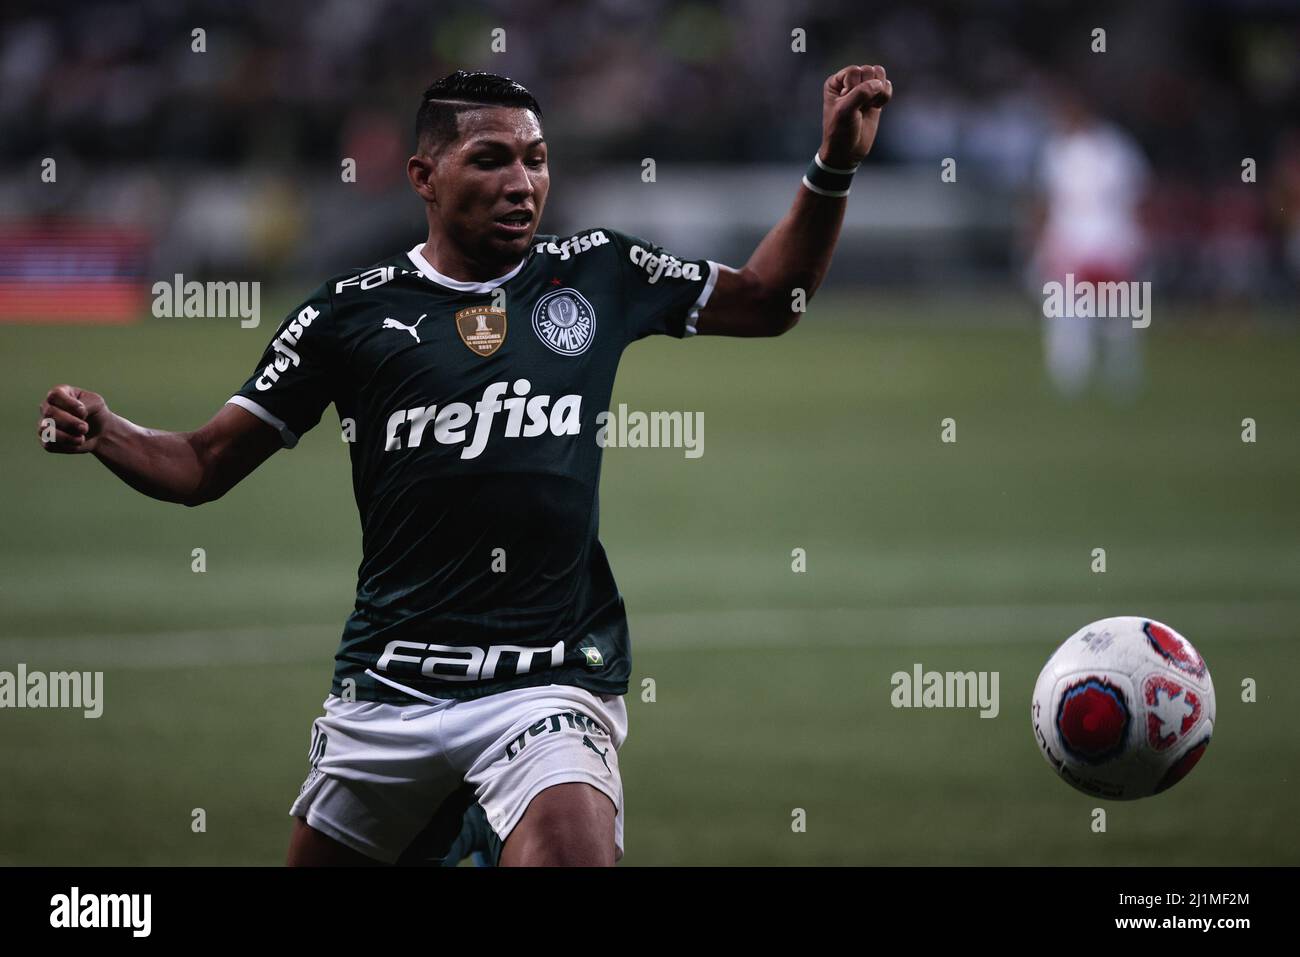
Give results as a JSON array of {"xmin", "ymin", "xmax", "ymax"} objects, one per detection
[{"xmin": 1, "ymin": 0, "xmax": 1297, "ymax": 865}]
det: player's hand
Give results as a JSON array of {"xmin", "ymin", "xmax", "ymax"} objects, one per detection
[
  {"xmin": 38, "ymin": 385, "xmax": 109, "ymax": 454},
  {"xmin": 820, "ymin": 64, "xmax": 893, "ymax": 168}
]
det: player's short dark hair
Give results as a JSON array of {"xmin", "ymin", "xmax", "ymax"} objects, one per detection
[{"xmin": 416, "ymin": 70, "xmax": 544, "ymax": 156}]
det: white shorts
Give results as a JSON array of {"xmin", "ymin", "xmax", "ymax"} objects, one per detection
[{"xmin": 289, "ymin": 683, "xmax": 627, "ymax": 864}]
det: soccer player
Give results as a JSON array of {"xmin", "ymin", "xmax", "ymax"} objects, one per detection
[
  {"xmin": 1031, "ymin": 88, "xmax": 1150, "ymax": 399},
  {"xmin": 36, "ymin": 67, "xmax": 892, "ymax": 866}
]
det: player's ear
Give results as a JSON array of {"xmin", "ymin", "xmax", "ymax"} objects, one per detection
[{"xmin": 407, "ymin": 153, "xmax": 437, "ymax": 204}]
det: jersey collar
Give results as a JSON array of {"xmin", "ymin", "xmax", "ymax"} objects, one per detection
[{"xmin": 406, "ymin": 243, "xmax": 529, "ymax": 293}]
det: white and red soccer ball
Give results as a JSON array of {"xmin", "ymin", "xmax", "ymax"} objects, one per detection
[{"xmin": 1032, "ymin": 617, "xmax": 1214, "ymax": 800}]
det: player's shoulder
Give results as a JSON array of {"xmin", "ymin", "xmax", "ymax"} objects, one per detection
[
  {"xmin": 530, "ymin": 225, "xmax": 692, "ymax": 282},
  {"xmin": 326, "ymin": 249, "xmax": 421, "ymax": 302},
  {"xmin": 530, "ymin": 225, "xmax": 626, "ymax": 264},
  {"xmin": 264, "ymin": 251, "xmax": 420, "ymax": 342}
]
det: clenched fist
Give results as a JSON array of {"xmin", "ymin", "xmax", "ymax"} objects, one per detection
[
  {"xmin": 821, "ymin": 64, "xmax": 893, "ymax": 169},
  {"xmin": 38, "ymin": 385, "xmax": 109, "ymax": 453}
]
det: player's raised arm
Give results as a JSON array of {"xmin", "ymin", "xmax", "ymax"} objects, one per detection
[
  {"xmin": 37, "ymin": 384, "xmax": 285, "ymax": 507},
  {"xmin": 39, "ymin": 286, "xmax": 338, "ymax": 507},
  {"xmin": 694, "ymin": 64, "xmax": 893, "ymax": 337}
]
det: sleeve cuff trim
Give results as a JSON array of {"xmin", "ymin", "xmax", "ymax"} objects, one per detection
[
  {"xmin": 684, "ymin": 260, "xmax": 721, "ymax": 337},
  {"xmin": 226, "ymin": 395, "xmax": 299, "ymax": 449}
]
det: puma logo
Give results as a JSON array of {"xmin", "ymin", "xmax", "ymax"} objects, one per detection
[
  {"xmin": 582, "ymin": 734, "xmax": 611, "ymax": 772},
  {"xmin": 382, "ymin": 313, "xmax": 426, "ymax": 343}
]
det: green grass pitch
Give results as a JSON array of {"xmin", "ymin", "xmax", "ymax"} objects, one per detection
[{"xmin": 1, "ymin": 291, "xmax": 1296, "ymax": 864}]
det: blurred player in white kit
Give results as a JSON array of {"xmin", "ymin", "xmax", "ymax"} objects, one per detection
[{"xmin": 1031, "ymin": 90, "xmax": 1151, "ymax": 399}]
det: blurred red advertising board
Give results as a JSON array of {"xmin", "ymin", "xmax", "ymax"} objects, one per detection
[{"xmin": 0, "ymin": 219, "xmax": 152, "ymax": 324}]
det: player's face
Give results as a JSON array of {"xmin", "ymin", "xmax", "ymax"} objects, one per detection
[{"xmin": 435, "ymin": 107, "xmax": 549, "ymax": 264}]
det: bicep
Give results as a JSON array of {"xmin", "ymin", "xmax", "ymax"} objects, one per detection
[
  {"xmin": 189, "ymin": 403, "xmax": 287, "ymax": 502},
  {"xmin": 693, "ymin": 263, "xmax": 789, "ymax": 337}
]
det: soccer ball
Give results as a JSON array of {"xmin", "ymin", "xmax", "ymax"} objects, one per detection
[{"xmin": 1031, "ymin": 617, "xmax": 1214, "ymax": 800}]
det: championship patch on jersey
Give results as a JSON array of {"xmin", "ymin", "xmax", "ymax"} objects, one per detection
[
  {"xmin": 531, "ymin": 288, "xmax": 595, "ymax": 356},
  {"xmin": 454, "ymin": 305, "xmax": 507, "ymax": 357}
]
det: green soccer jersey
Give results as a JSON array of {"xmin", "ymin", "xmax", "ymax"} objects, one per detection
[{"xmin": 228, "ymin": 227, "xmax": 719, "ymax": 703}]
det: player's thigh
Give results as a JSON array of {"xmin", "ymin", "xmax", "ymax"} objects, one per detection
[
  {"xmin": 289, "ymin": 696, "xmax": 462, "ymax": 863},
  {"xmin": 498, "ymin": 781, "xmax": 617, "ymax": 867},
  {"xmin": 287, "ymin": 815, "xmax": 384, "ymax": 867},
  {"xmin": 453, "ymin": 685, "xmax": 627, "ymax": 863}
]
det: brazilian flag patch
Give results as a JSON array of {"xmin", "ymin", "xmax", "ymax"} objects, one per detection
[{"xmin": 580, "ymin": 647, "xmax": 604, "ymax": 667}]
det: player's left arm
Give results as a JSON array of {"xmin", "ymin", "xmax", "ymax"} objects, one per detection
[{"xmin": 694, "ymin": 64, "xmax": 893, "ymax": 337}]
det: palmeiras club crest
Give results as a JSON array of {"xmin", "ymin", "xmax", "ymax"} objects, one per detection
[
  {"xmin": 531, "ymin": 288, "xmax": 595, "ymax": 356},
  {"xmin": 454, "ymin": 305, "xmax": 507, "ymax": 356}
]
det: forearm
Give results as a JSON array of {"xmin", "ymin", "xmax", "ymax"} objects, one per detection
[
  {"xmin": 91, "ymin": 412, "xmax": 209, "ymax": 506},
  {"xmin": 694, "ymin": 64, "xmax": 889, "ymax": 338},
  {"xmin": 743, "ymin": 174, "xmax": 848, "ymax": 304}
]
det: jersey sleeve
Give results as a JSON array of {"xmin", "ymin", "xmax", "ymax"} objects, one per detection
[
  {"xmin": 605, "ymin": 228, "xmax": 720, "ymax": 342},
  {"xmin": 225, "ymin": 284, "xmax": 336, "ymax": 449}
]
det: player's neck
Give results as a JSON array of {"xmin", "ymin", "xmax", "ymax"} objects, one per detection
[{"xmin": 418, "ymin": 240, "xmax": 524, "ymax": 284}]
